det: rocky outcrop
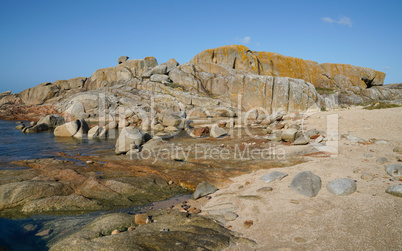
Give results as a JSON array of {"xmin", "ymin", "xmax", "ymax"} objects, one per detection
[
  {"xmin": 189, "ymin": 45, "xmax": 385, "ymax": 90},
  {"xmin": 20, "ymin": 77, "xmax": 86, "ymax": 105},
  {"xmin": 84, "ymin": 57, "xmax": 158, "ymax": 90},
  {"xmin": 50, "ymin": 209, "xmax": 253, "ymax": 251}
]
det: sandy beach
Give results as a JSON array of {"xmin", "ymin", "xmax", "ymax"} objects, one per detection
[{"xmin": 199, "ymin": 107, "xmax": 402, "ymax": 250}]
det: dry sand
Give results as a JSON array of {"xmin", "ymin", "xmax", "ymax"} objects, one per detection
[{"xmin": 201, "ymin": 107, "xmax": 402, "ymax": 250}]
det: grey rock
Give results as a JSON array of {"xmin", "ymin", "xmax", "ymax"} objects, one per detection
[
  {"xmin": 73, "ymin": 119, "xmax": 90, "ymax": 138},
  {"xmin": 260, "ymin": 171, "xmax": 288, "ymax": 183},
  {"xmin": 267, "ymin": 132, "xmax": 282, "ymax": 142},
  {"xmin": 192, "ymin": 182, "xmax": 218, "ymax": 200},
  {"xmin": 66, "ymin": 102, "xmax": 85, "ymax": 116},
  {"xmin": 22, "ymin": 123, "xmax": 49, "ymax": 133},
  {"xmin": 290, "ymin": 171, "xmax": 322, "ymax": 197},
  {"xmin": 306, "ymin": 128, "xmax": 319, "ymax": 137},
  {"xmin": 115, "ymin": 127, "xmax": 144, "ymax": 154},
  {"xmin": 281, "ymin": 128, "xmax": 298, "ymax": 142},
  {"xmin": 384, "ymin": 163, "xmax": 402, "ymax": 177},
  {"xmin": 257, "ymin": 187, "xmax": 273, "ymax": 192},
  {"xmin": 117, "ymin": 56, "xmax": 129, "ymax": 64},
  {"xmin": 376, "ymin": 157, "xmax": 388, "ymax": 165},
  {"xmin": 150, "ymin": 74, "xmax": 170, "ymax": 83},
  {"xmin": 54, "ymin": 120, "xmax": 80, "ymax": 137},
  {"xmin": 385, "ymin": 185, "xmax": 402, "ymax": 198},
  {"xmin": 50, "ymin": 209, "xmax": 252, "ymax": 251},
  {"xmin": 210, "ymin": 126, "xmax": 228, "ymax": 138},
  {"xmin": 346, "ymin": 135, "xmax": 367, "ymax": 143},
  {"xmin": 88, "ymin": 125, "xmax": 102, "ymax": 138},
  {"xmin": 37, "ymin": 114, "xmax": 65, "ymax": 128},
  {"xmin": 151, "ymin": 64, "xmax": 168, "ymax": 75},
  {"xmin": 294, "ymin": 135, "xmax": 309, "ymax": 145},
  {"xmin": 326, "ymin": 178, "xmax": 357, "ymax": 196},
  {"xmin": 162, "ymin": 58, "xmax": 180, "ymax": 73},
  {"xmin": 393, "ymin": 146, "xmax": 402, "ymax": 153},
  {"xmin": 15, "ymin": 124, "xmax": 25, "ymax": 130},
  {"xmin": 289, "ymin": 124, "xmax": 300, "ymax": 130}
]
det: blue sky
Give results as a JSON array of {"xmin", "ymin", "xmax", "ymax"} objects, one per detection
[{"xmin": 1, "ymin": 0, "xmax": 401, "ymax": 93}]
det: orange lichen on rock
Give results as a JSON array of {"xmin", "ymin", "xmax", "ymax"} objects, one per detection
[{"xmin": 190, "ymin": 45, "xmax": 385, "ymax": 90}]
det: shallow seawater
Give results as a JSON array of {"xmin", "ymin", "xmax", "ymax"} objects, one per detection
[
  {"xmin": 0, "ymin": 120, "xmax": 117, "ymax": 168},
  {"xmin": 0, "ymin": 194, "xmax": 191, "ymax": 250},
  {"xmin": 0, "ymin": 120, "xmax": 191, "ymax": 250}
]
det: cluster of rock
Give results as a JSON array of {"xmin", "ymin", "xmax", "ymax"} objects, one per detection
[
  {"xmin": 3, "ymin": 45, "xmax": 401, "ymax": 125},
  {"xmin": 260, "ymin": 171, "xmax": 356, "ymax": 197}
]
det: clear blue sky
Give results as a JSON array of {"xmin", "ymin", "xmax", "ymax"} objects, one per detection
[{"xmin": 1, "ymin": 0, "xmax": 401, "ymax": 93}]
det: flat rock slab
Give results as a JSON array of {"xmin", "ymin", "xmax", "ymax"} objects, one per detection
[
  {"xmin": 384, "ymin": 163, "xmax": 402, "ymax": 177},
  {"xmin": 385, "ymin": 185, "xmax": 402, "ymax": 198},
  {"xmin": 294, "ymin": 135, "xmax": 309, "ymax": 145},
  {"xmin": 211, "ymin": 126, "xmax": 228, "ymax": 138},
  {"xmin": 290, "ymin": 171, "xmax": 322, "ymax": 197},
  {"xmin": 326, "ymin": 178, "xmax": 357, "ymax": 196},
  {"xmin": 260, "ymin": 171, "xmax": 288, "ymax": 183}
]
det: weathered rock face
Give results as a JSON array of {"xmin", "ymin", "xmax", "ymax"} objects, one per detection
[
  {"xmin": 50, "ymin": 209, "xmax": 253, "ymax": 251},
  {"xmin": 189, "ymin": 45, "xmax": 385, "ymax": 90},
  {"xmin": 37, "ymin": 114, "xmax": 65, "ymax": 128},
  {"xmin": 85, "ymin": 57, "xmax": 158, "ymax": 90},
  {"xmin": 115, "ymin": 127, "xmax": 145, "ymax": 154},
  {"xmin": 20, "ymin": 77, "xmax": 86, "ymax": 105}
]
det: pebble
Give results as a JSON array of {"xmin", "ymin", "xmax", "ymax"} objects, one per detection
[
  {"xmin": 86, "ymin": 160, "xmax": 94, "ymax": 164},
  {"xmin": 385, "ymin": 185, "xmax": 402, "ymax": 198},
  {"xmin": 376, "ymin": 158, "xmax": 388, "ymax": 164},
  {"xmin": 361, "ymin": 173, "xmax": 375, "ymax": 181},
  {"xmin": 135, "ymin": 213, "xmax": 149, "ymax": 225},
  {"xmin": 111, "ymin": 229, "xmax": 120, "ymax": 235},
  {"xmin": 384, "ymin": 163, "xmax": 402, "ymax": 177},
  {"xmin": 260, "ymin": 171, "xmax": 288, "ymax": 183},
  {"xmin": 294, "ymin": 237, "xmax": 307, "ymax": 243},
  {"xmin": 257, "ymin": 187, "xmax": 273, "ymax": 192},
  {"xmin": 243, "ymin": 220, "xmax": 253, "ymax": 229},
  {"xmin": 326, "ymin": 178, "xmax": 357, "ymax": 196},
  {"xmin": 224, "ymin": 212, "xmax": 238, "ymax": 221},
  {"xmin": 393, "ymin": 146, "xmax": 402, "ymax": 153},
  {"xmin": 128, "ymin": 227, "xmax": 135, "ymax": 231}
]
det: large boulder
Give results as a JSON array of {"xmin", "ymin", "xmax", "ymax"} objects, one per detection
[
  {"xmin": 20, "ymin": 82, "xmax": 60, "ymax": 105},
  {"xmin": 73, "ymin": 119, "xmax": 90, "ymax": 138},
  {"xmin": 115, "ymin": 127, "xmax": 145, "ymax": 154},
  {"xmin": 192, "ymin": 182, "xmax": 218, "ymax": 200},
  {"xmin": 53, "ymin": 119, "xmax": 89, "ymax": 138},
  {"xmin": 37, "ymin": 114, "xmax": 65, "ymax": 128},
  {"xmin": 161, "ymin": 111, "xmax": 185, "ymax": 128},
  {"xmin": 117, "ymin": 56, "xmax": 129, "ymax": 64},
  {"xmin": 326, "ymin": 178, "xmax": 357, "ymax": 196},
  {"xmin": 22, "ymin": 123, "xmax": 49, "ymax": 133},
  {"xmin": 290, "ymin": 171, "xmax": 322, "ymax": 197}
]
